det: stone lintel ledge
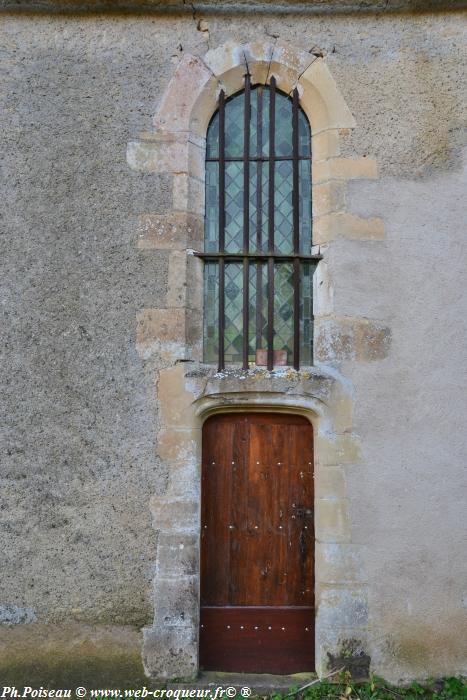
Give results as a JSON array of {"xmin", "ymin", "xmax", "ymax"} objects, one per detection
[{"xmin": 2, "ymin": 1, "xmax": 462, "ymax": 14}]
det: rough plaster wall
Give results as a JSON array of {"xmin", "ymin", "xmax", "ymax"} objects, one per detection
[
  {"xmin": 0, "ymin": 7, "xmax": 466, "ymax": 681},
  {"xmin": 0, "ymin": 16, "xmax": 187, "ymax": 629},
  {"xmin": 339, "ymin": 161, "xmax": 467, "ymax": 679}
]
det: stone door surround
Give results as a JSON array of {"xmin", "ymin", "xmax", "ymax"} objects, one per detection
[{"xmin": 127, "ymin": 39, "xmax": 385, "ymax": 680}]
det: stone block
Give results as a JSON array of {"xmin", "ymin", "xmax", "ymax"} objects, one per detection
[
  {"xmin": 186, "ymin": 254, "xmax": 204, "ymax": 313},
  {"xmin": 313, "ymin": 157, "xmax": 378, "ymax": 183},
  {"xmin": 203, "ymin": 41, "xmax": 274, "ymax": 95},
  {"xmin": 143, "ymin": 625, "xmax": 197, "ymax": 681},
  {"xmin": 314, "ymin": 212, "xmax": 385, "ymax": 244},
  {"xmin": 158, "ymin": 364, "xmax": 197, "ymax": 428},
  {"xmin": 185, "ymin": 307, "xmax": 203, "ymax": 360},
  {"xmin": 243, "ymin": 41, "xmax": 275, "ymax": 85},
  {"xmin": 316, "ymin": 587, "xmax": 368, "ymax": 628},
  {"xmin": 153, "ymin": 54, "xmax": 214, "ymax": 134},
  {"xmin": 136, "ymin": 212, "xmax": 204, "ymax": 251},
  {"xmin": 150, "ymin": 496, "xmax": 199, "ymax": 534},
  {"xmin": 315, "ymin": 465, "xmax": 346, "ymax": 498},
  {"xmin": 312, "ymin": 129, "xmax": 340, "ymax": 161},
  {"xmin": 315, "ymin": 498, "xmax": 351, "ymax": 542},
  {"xmin": 315, "ymin": 626, "xmax": 369, "ymax": 678},
  {"xmin": 313, "ymin": 260, "xmax": 334, "ymax": 317},
  {"xmin": 314, "ymin": 317, "xmax": 354, "ymax": 363},
  {"xmin": 314, "ymin": 316, "xmax": 390, "ymax": 363},
  {"xmin": 316, "ymin": 543, "xmax": 367, "ymax": 584},
  {"xmin": 157, "ymin": 428, "xmax": 200, "ymax": 464},
  {"xmin": 313, "ymin": 181, "xmax": 346, "ymax": 218},
  {"xmin": 128, "ymin": 134, "xmax": 204, "ymax": 179},
  {"xmin": 268, "ymin": 40, "xmax": 316, "ymax": 94},
  {"xmin": 135, "ymin": 309, "xmax": 186, "ymax": 360},
  {"xmin": 156, "ymin": 533, "xmax": 199, "ymax": 578},
  {"xmin": 203, "ymin": 40, "xmax": 247, "ymax": 79},
  {"xmin": 167, "ymin": 251, "xmax": 187, "ymax": 307},
  {"xmin": 153, "ymin": 575, "xmax": 198, "ymax": 628},
  {"xmin": 299, "ymin": 59, "xmax": 356, "ymax": 134},
  {"xmin": 354, "ymin": 320, "xmax": 391, "ymax": 361},
  {"xmin": 173, "ymin": 174, "xmax": 205, "ymax": 215},
  {"xmin": 315, "ymin": 432, "xmax": 361, "ymax": 466}
]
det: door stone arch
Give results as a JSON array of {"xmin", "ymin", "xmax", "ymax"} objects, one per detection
[{"xmin": 127, "ymin": 39, "xmax": 382, "ymax": 681}]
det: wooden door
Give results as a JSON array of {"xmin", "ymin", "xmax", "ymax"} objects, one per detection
[{"xmin": 200, "ymin": 413, "xmax": 314, "ymax": 674}]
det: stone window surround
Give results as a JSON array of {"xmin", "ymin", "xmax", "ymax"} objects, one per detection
[{"xmin": 127, "ymin": 39, "xmax": 385, "ymax": 681}]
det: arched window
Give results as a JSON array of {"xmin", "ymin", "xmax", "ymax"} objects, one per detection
[{"xmin": 197, "ymin": 75, "xmax": 321, "ymax": 371}]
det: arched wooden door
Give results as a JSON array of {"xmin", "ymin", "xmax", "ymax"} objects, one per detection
[{"xmin": 200, "ymin": 413, "xmax": 315, "ymax": 674}]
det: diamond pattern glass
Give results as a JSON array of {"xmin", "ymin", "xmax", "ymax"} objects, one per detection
[
  {"xmin": 205, "ymin": 162, "xmax": 219, "ymax": 253},
  {"xmin": 204, "ymin": 83, "xmax": 315, "ymax": 367},
  {"xmin": 274, "ymin": 160, "xmax": 293, "ymax": 253},
  {"xmin": 299, "ymin": 159, "xmax": 312, "ymax": 254},
  {"xmin": 274, "ymin": 263, "xmax": 294, "ymax": 363},
  {"xmin": 224, "ymin": 262, "xmax": 244, "ymax": 363},
  {"xmin": 225, "ymin": 162, "xmax": 244, "ymax": 252},
  {"xmin": 249, "ymin": 262, "xmax": 268, "ymax": 359},
  {"xmin": 275, "ymin": 92, "xmax": 293, "ymax": 157},
  {"xmin": 225, "ymin": 94, "xmax": 244, "ymax": 157},
  {"xmin": 203, "ymin": 262, "xmax": 219, "ymax": 363},
  {"xmin": 300, "ymin": 262, "xmax": 314, "ymax": 364}
]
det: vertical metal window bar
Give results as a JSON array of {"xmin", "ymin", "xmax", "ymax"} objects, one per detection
[
  {"xmin": 292, "ymin": 87, "xmax": 300, "ymax": 370},
  {"xmin": 267, "ymin": 76, "xmax": 276, "ymax": 372},
  {"xmin": 218, "ymin": 90, "xmax": 226, "ymax": 372},
  {"xmin": 255, "ymin": 87, "xmax": 263, "ymax": 356},
  {"xmin": 242, "ymin": 74, "xmax": 251, "ymax": 370}
]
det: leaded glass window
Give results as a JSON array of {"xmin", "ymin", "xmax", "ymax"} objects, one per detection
[{"xmin": 198, "ymin": 75, "xmax": 320, "ymax": 371}]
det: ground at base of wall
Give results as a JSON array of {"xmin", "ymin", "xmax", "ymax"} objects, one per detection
[
  {"xmin": 1, "ymin": 674, "xmax": 465, "ymax": 700},
  {"xmin": 270, "ymin": 675, "xmax": 467, "ymax": 700},
  {"xmin": 167, "ymin": 674, "xmax": 467, "ymax": 700}
]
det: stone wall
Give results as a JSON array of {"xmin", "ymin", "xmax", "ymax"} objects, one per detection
[{"xmin": 0, "ymin": 3, "xmax": 466, "ymax": 684}]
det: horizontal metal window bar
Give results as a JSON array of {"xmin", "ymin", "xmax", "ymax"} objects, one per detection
[
  {"xmin": 206, "ymin": 155, "xmax": 311, "ymax": 162},
  {"xmin": 206, "ymin": 155, "xmax": 312, "ymax": 164},
  {"xmin": 194, "ymin": 252, "xmax": 322, "ymax": 261}
]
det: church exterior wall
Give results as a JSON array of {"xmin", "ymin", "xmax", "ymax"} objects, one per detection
[{"xmin": 0, "ymin": 2, "xmax": 466, "ymax": 684}]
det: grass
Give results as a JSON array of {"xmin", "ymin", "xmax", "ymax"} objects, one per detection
[{"xmin": 270, "ymin": 674, "xmax": 467, "ymax": 700}]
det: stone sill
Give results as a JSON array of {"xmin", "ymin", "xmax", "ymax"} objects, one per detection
[{"xmin": 167, "ymin": 671, "xmax": 317, "ymax": 695}]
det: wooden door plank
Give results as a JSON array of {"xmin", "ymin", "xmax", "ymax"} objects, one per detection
[{"xmin": 200, "ymin": 606, "xmax": 315, "ymax": 673}]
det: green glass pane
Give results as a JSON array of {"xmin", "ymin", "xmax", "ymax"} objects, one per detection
[
  {"xmin": 299, "ymin": 159, "xmax": 312, "ymax": 253},
  {"xmin": 249, "ymin": 88, "xmax": 258, "ymax": 157},
  {"xmin": 249, "ymin": 161, "xmax": 269, "ymax": 253},
  {"xmin": 274, "ymin": 263, "xmax": 294, "ymax": 364},
  {"xmin": 274, "ymin": 160, "xmax": 293, "ymax": 253},
  {"xmin": 300, "ymin": 262, "xmax": 315, "ymax": 365},
  {"xmin": 249, "ymin": 161, "xmax": 257, "ymax": 248},
  {"xmin": 249, "ymin": 262, "xmax": 268, "ymax": 362},
  {"xmin": 225, "ymin": 94, "xmax": 244, "ymax": 157},
  {"xmin": 249, "ymin": 86, "xmax": 270, "ymax": 156},
  {"xmin": 298, "ymin": 107, "xmax": 311, "ymax": 157},
  {"xmin": 205, "ymin": 161, "xmax": 219, "ymax": 252},
  {"xmin": 203, "ymin": 262, "xmax": 219, "ymax": 363},
  {"xmin": 275, "ymin": 91, "xmax": 293, "ymax": 157},
  {"xmin": 224, "ymin": 262, "xmax": 244, "ymax": 364},
  {"xmin": 225, "ymin": 162, "xmax": 244, "ymax": 252},
  {"xmin": 206, "ymin": 111, "xmax": 219, "ymax": 159}
]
